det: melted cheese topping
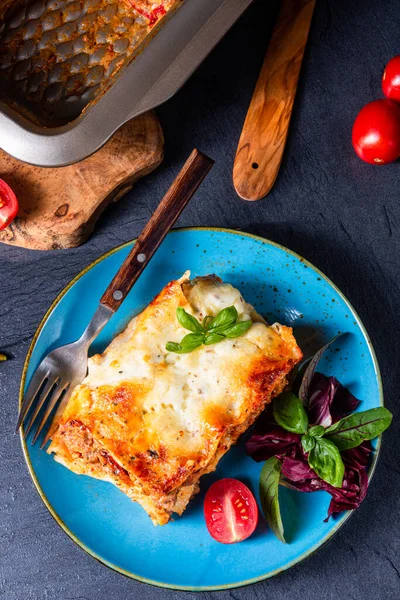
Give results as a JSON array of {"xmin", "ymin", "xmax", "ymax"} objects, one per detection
[{"xmin": 49, "ymin": 273, "xmax": 302, "ymax": 524}]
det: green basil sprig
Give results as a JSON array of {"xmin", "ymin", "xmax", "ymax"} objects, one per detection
[
  {"xmin": 325, "ymin": 407, "xmax": 393, "ymax": 451},
  {"xmin": 166, "ymin": 306, "xmax": 252, "ymax": 354},
  {"xmin": 259, "ymin": 457, "xmax": 286, "ymax": 543}
]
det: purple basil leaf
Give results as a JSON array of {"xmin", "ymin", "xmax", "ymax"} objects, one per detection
[
  {"xmin": 245, "ymin": 428, "xmax": 300, "ymax": 462},
  {"xmin": 298, "ymin": 335, "xmax": 341, "ymax": 406},
  {"xmin": 325, "ymin": 466, "xmax": 368, "ymax": 520},
  {"xmin": 282, "ymin": 463, "xmax": 369, "ymax": 519},
  {"xmin": 280, "ymin": 476, "xmax": 326, "ymax": 494},
  {"xmin": 308, "ymin": 372, "xmax": 361, "ymax": 427},
  {"xmin": 281, "ymin": 456, "xmax": 316, "ymax": 482},
  {"xmin": 308, "ymin": 373, "xmax": 339, "ymax": 427},
  {"xmin": 331, "ymin": 382, "xmax": 360, "ymax": 423},
  {"xmin": 342, "ymin": 440, "xmax": 373, "ymax": 470}
]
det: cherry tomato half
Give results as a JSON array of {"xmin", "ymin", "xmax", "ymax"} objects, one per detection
[
  {"xmin": 0, "ymin": 179, "xmax": 18, "ymax": 230},
  {"xmin": 382, "ymin": 56, "xmax": 400, "ymax": 103},
  {"xmin": 204, "ymin": 478, "xmax": 258, "ymax": 544},
  {"xmin": 352, "ymin": 99, "xmax": 400, "ymax": 164}
]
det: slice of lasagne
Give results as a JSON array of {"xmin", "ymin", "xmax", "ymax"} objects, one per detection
[{"xmin": 48, "ymin": 273, "xmax": 302, "ymax": 525}]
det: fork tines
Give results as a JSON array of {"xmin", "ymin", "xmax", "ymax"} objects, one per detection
[{"xmin": 17, "ymin": 366, "xmax": 70, "ymax": 446}]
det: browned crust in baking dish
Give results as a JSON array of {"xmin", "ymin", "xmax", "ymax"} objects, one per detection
[{"xmin": 0, "ymin": 0, "xmax": 183, "ymax": 126}]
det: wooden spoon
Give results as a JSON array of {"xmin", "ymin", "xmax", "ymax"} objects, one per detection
[{"xmin": 233, "ymin": 0, "xmax": 316, "ymax": 201}]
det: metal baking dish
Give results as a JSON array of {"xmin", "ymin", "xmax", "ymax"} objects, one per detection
[{"xmin": 0, "ymin": 0, "xmax": 254, "ymax": 166}]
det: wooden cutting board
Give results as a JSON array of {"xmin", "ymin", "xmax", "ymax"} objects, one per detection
[{"xmin": 0, "ymin": 112, "xmax": 163, "ymax": 250}]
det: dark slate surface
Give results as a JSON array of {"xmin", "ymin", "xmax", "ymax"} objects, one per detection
[{"xmin": 1, "ymin": 0, "xmax": 400, "ymax": 598}]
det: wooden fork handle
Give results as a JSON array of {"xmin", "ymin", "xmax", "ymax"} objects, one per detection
[
  {"xmin": 233, "ymin": 0, "xmax": 316, "ymax": 201},
  {"xmin": 101, "ymin": 148, "xmax": 214, "ymax": 312}
]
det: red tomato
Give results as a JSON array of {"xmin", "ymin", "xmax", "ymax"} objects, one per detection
[
  {"xmin": 382, "ymin": 56, "xmax": 400, "ymax": 103},
  {"xmin": 0, "ymin": 179, "xmax": 18, "ymax": 230},
  {"xmin": 204, "ymin": 478, "xmax": 258, "ymax": 544},
  {"xmin": 352, "ymin": 99, "xmax": 400, "ymax": 164}
]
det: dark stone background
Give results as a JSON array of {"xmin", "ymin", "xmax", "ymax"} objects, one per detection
[{"xmin": 1, "ymin": 0, "xmax": 399, "ymax": 598}]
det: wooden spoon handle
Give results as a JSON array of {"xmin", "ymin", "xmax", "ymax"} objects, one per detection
[
  {"xmin": 233, "ymin": 0, "xmax": 316, "ymax": 201},
  {"xmin": 101, "ymin": 148, "xmax": 214, "ymax": 312}
]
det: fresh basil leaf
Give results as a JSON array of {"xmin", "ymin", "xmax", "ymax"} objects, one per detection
[
  {"xmin": 207, "ymin": 306, "xmax": 238, "ymax": 332},
  {"xmin": 165, "ymin": 342, "xmax": 183, "ymax": 353},
  {"xmin": 202, "ymin": 316, "xmax": 214, "ymax": 331},
  {"xmin": 204, "ymin": 332, "xmax": 226, "ymax": 346},
  {"xmin": 176, "ymin": 307, "xmax": 204, "ymax": 333},
  {"xmin": 179, "ymin": 333, "xmax": 205, "ymax": 350},
  {"xmin": 259, "ymin": 457, "xmax": 286, "ymax": 543},
  {"xmin": 223, "ymin": 320, "xmax": 252, "ymax": 338},
  {"xmin": 301, "ymin": 434, "xmax": 316, "ymax": 453},
  {"xmin": 308, "ymin": 438, "xmax": 344, "ymax": 488},
  {"xmin": 166, "ymin": 333, "xmax": 204, "ymax": 354},
  {"xmin": 325, "ymin": 407, "xmax": 392, "ymax": 451},
  {"xmin": 298, "ymin": 335, "xmax": 342, "ymax": 406},
  {"xmin": 273, "ymin": 392, "xmax": 309, "ymax": 434},
  {"xmin": 308, "ymin": 425, "xmax": 325, "ymax": 438}
]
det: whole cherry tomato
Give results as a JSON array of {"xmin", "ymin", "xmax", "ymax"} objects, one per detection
[
  {"xmin": 382, "ymin": 56, "xmax": 400, "ymax": 103},
  {"xmin": 204, "ymin": 478, "xmax": 258, "ymax": 544},
  {"xmin": 352, "ymin": 99, "xmax": 400, "ymax": 164},
  {"xmin": 0, "ymin": 179, "xmax": 18, "ymax": 230}
]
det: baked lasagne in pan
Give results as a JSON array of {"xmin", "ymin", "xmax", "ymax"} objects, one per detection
[
  {"xmin": 0, "ymin": 0, "xmax": 183, "ymax": 126},
  {"xmin": 48, "ymin": 273, "xmax": 302, "ymax": 525},
  {"xmin": 125, "ymin": 0, "xmax": 180, "ymax": 25}
]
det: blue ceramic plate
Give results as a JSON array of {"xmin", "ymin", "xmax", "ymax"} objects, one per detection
[{"xmin": 20, "ymin": 228, "xmax": 383, "ymax": 591}]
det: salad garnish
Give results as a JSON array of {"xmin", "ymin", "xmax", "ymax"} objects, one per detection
[{"xmin": 247, "ymin": 336, "xmax": 392, "ymax": 542}]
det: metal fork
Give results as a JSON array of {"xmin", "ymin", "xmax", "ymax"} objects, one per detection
[{"xmin": 16, "ymin": 149, "xmax": 214, "ymax": 446}]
